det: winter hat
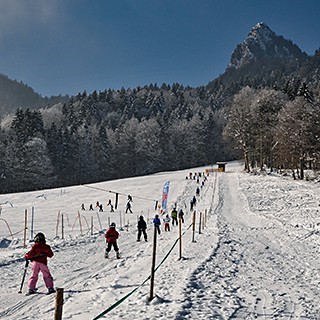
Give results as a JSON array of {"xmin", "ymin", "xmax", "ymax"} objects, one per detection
[
  {"xmin": 110, "ymin": 222, "xmax": 116, "ymax": 228},
  {"xmin": 34, "ymin": 232, "xmax": 46, "ymax": 243}
]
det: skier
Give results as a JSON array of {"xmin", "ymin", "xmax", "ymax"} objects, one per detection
[
  {"xmin": 196, "ymin": 187, "xmax": 200, "ymax": 196},
  {"xmin": 190, "ymin": 200, "xmax": 194, "ymax": 211},
  {"xmin": 178, "ymin": 209, "xmax": 184, "ymax": 223},
  {"xmin": 137, "ymin": 215, "xmax": 148, "ymax": 242},
  {"xmin": 24, "ymin": 232, "xmax": 55, "ymax": 295},
  {"xmin": 99, "ymin": 204, "xmax": 103, "ymax": 212},
  {"xmin": 153, "ymin": 214, "xmax": 161, "ymax": 235},
  {"xmin": 192, "ymin": 195, "xmax": 197, "ymax": 206},
  {"xmin": 163, "ymin": 214, "xmax": 171, "ymax": 231},
  {"xmin": 125, "ymin": 201, "xmax": 133, "ymax": 213},
  {"xmin": 104, "ymin": 222, "xmax": 120, "ymax": 259},
  {"xmin": 81, "ymin": 203, "xmax": 85, "ymax": 210},
  {"xmin": 171, "ymin": 207, "xmax": 178, "ymax": 226},
  {"xmin": 107, "ymin": 199, "xmax": 115, "ymax": 212},
  {"xmin": 89, "ymin": 204, "xmax": 94, "ymax": 210}
]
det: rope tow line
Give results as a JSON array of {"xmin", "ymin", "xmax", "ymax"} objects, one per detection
[
  {"xmin": 82, "ymin": 185, "xmax": 159, "ymax": 203},
  {"xmin": 93, "ymin": 222, "xmax": 193, "ymax": 319},
  {"xmin": 92, "ymin": 275, "xmax": 151, "ymax": 320}
]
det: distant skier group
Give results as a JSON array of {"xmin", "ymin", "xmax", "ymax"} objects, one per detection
[
  {"xmin": 152, "ymin": 206, "xmax": 185, "ymax": 235},
  {"xmin": 80, "ymin": 194, "xmax": 133, "ymax": 214}
]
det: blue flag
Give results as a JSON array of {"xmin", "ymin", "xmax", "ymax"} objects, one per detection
[{"xmin": 161, "ymin": 181, "xmax": 170, "ymax": 214}]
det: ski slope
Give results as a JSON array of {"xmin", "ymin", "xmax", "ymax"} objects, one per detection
[{"xmin": 0, "ymin": 161, "xmax": 319, "ymax": 319}]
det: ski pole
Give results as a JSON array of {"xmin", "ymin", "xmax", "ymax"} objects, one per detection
[{"xmin": 18, "ymin": 259, "xmax": 29, "ymax": 293}]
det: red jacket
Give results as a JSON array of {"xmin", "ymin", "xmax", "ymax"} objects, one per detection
[
  {"xmin": 105, "ymin": 228, "xmax": 119, "ymax": 243},
  {"xmin": 25, "ymin": 242, "xmax": 54, "ymax": 265}
]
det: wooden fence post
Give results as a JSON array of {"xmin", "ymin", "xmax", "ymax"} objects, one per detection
[
  {"xmin": 119, "ymin": 210, "xmax": 122, "ymax": 229},
  {"xmin": 23, "ymin": 209, "xmax": 27, "ymax": 248},
  {"xmin": 202, "ymin": 210, "xmax": 205, "ymax": 230},
  {"xmin": 30, "ymin": 206, "xmax": 35, "ymax": 240},
  {"xmin": 54, "ymin": 288, "xmax": 64, "ymax": 320},
  {"xmin": 149, "ymin": 225, "xmax": 158, "ymax": 301},
  {"xmin": 78, "ymin": 211, "xmax": 83, "ymax": 236},
  {"xmin": 56, "ymin": 211, "xmax": 60, "ymax": 238},
  {"xmin": 61, "ymin": 214, "xmax": 64, "ymax": 240},
  {"xmin": 179, "ymin": 216, "xmax": 182, "ymax": 260},
  {"xmin": 96, "ymin": 212, "xmax": 103, "ymax": 231},
  {"xmin": 192, "ymin": 211, "xmax": 196, "ymax": 242}
]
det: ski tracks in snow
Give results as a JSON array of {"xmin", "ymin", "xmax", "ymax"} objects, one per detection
[{"xmin": 175, "ymin": 171, "xmax": 320, "ymax": 319}]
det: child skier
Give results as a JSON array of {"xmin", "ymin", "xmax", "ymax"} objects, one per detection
[
  {"xmin": 153, "ymin": 214, "xmax": 161, "ymax": 235},
  {"xmin": 137, "ymin": 215, "xmax": 148, "ymax": 242},
  {"xmin": 104, "ymin": 222, "xmax": 120, "ymax": 258},
  {"xmin": 178, "ymin": 209, "xmax": 185, "ymax": 223},
  {"xmin": 125, "ymin": 201, "xmax": 133, "ymax": 213},
  {"xmin": 163, "ymin": 214, "xmax": 171, "ymax": 231},
  {"xmin": 24, "ymin": 232, "xmax": 55, "ymax": 295},
  {"xmin": 107, "ymin": 199, "xmax": 115, "ymax": 212},
  {"xmin": 171, "ymin": 207, "xmax": 178, "ymax": 226}
]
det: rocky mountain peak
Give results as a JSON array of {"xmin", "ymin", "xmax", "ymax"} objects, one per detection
[
  {"xmin": 229, "ymin": 22, "xmax": 307, "ymax": 70},
  {"xmin": 247, "ymin": 22, "xmax": 275, "ymax": 49}
]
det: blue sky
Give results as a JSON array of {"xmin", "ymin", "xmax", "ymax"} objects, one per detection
[{"xmin": 0, "ymin": 0, "xmax": 319, "ymax": 97}]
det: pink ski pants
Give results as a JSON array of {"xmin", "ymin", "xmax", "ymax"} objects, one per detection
[{"xmin": 28, "ymin": 261, "xmax": 54, "ymax": 289}]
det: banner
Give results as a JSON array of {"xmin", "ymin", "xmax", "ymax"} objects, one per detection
[{"xmin": 161, "ymin": 181, "xmax": 170, "ymax": 214}]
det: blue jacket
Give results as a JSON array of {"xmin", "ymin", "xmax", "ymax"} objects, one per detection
[{"xmin": 153, "ymin": 217, "xmax": 161, "ymax": 226}]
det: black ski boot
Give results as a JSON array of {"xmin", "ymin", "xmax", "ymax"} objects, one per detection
[{"xmin": 47, "ymin": 288, "xmax": 55, "ymax": 295}]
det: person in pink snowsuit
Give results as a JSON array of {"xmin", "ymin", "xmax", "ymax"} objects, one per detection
[{"xmin": 25, "ymin": 232, "xmax": 55, "ymax": 294}]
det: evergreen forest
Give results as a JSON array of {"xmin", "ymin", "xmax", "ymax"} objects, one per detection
[{"xmin": 1, "ymin": 24, "xmax": 320, "ymax": 194}]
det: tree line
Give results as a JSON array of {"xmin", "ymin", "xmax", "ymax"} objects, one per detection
[
  {"xmin": 1, "ymin": 65, "xmax": 320, "ymax": 193},
  {"xmin": 224, "ymin": 85, "xmax": 320, "ymax": 178},
  {"xmin": 0, "ymin": 84, "xmax": 233, "ymax": 193}
]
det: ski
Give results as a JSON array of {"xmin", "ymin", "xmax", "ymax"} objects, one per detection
[
  {"xmin": 25, "ymin": 291, "xmax": 55, "ymax": 296},
  {"xmin": 25, "ymin": 288, "xmax": 55, "ymax": 296}
]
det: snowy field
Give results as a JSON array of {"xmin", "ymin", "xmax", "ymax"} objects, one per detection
[{"xmin": 0, "ymin": 161, "xmax": 320, "ymax": 319}]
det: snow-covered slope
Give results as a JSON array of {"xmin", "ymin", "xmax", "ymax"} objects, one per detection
[{"xmin": 1, "ymin": 162, "xmax": 319, "ymax": 319}]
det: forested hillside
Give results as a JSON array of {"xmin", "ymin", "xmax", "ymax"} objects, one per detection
[
  {"xmin": 0, "ymin": 22, "xmax": 320, "ymax": 193},
  {"xmin": 0, "ymin": 74, "xmax": 69, "ymax": 119},
  {"xmin": 0, "ymin": 85, "xmax": 234, "ymax": 193}
]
